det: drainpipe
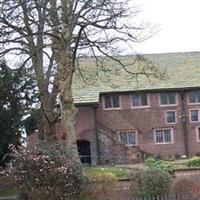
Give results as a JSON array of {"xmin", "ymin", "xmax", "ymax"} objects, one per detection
[
  {"xmin": 93, "ymin": 105, "xmax": 100, "ymax": 164},
  {"xmin": 180, "ymin": 91, "xmax": 189, "ymax": 157}
]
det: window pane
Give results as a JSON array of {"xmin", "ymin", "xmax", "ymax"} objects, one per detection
[
  {"xmin": 160, "ymin": 93, "xmax": 168, "ymax": 105},
  {"xmin": 155, "ymin": 130, "xmax": 163, "ymax": 143},
  {"xmin": 104, "ymin": 96, "xmax": 112, "ymax": 108},
  {"xmin": 191, "ymin": 110, "xmax": 199, "ymax": 122},
  {"xmin": 166, "ymin": 111, "xmax": 175, "ymax": 123},
  {"xmin": 112, "ymin": 96, "xmax": 120, "ymax": 108},
  {"xmin": 120, "ymin": 132, "xmax": 127, "ymax": 145},
  {"xmin": 188, "ymin": 91, "xmax": 196, "ymax": 103},
  {"xmin": 132, "ymin": 94, "xmax": 140, "ymax": 106},
  {"xmin": 164, "ymin": 129, "xmax": 172, "ymax": 142},
  {"xmin": 168, "ymin": 93, "xmax": 176, "ymax": 104},
  {"xmin": 141, "ymin": 94, "xmax": 148, "ymax": 106},
  {"xmin": 128, "ymin": 132, "xmax": 136, "ymax": 145},
  {"xmin": 197, "ymin": 91, "xmax": 200, "ymax": 102}
]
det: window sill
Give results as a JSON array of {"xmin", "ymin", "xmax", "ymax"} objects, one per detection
[
  {"xmin": 131, "ymin": 106, "xmax": 150, "ymax": 109},
  {"xmin": 190, "ymin": 121, "xmax": 200, "ymax": 123},
  {"xmin": 124, "ymin": 144, "xmax": 138, "ymax": 147},
  {"xmin": 154, "ymin": 142, "xmax": 173, "ymax": 145},
  {"xmin": 166, "ymin": 122, "xmax": 177, "ymax": 125},
  {"xmin": 159, "ymin": 104, "xmax": 178, "ymax": 107},
  {"xmin": 103, "ymin": 107, "xmax": 121, "ymax": 111},
  {"xmin": 188, "ymin": 102, "xmax": 200, "ymax": 106}
]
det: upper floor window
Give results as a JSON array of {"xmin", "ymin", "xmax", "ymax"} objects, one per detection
[
  {"xmin": 154, "ymin": 129, "xmax": 173, "ymax": 144},
  {"xmin": 188, "ymin": 91, "xmax": 200, "ymax": 104},
  {"xmin": 189, "ymin": 109, "xmax": 199, "ymax": 122},
  {"xmin": 160, "ymin": 92, "xmax": 176, "ymax": 106},
  {"xmin": 119, "ymin": 131, "xmax": 137, "ymax": 146},
  {"xmin": 104, "ymin": 95, "xmax": 120, "ymax": 109},
  {"xmin": 165, "ymin": 110, "xmax": 177, "ymax": 124},
  {"xmin": 132, "ymin": 93, "xmax": 149, "ymax": 108}
]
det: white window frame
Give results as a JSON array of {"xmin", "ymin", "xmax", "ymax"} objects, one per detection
[
  {"xmin": 196, "ymin": 126, "xmax": 200, "ymax": 142},
  {"xmin": 154, "ymin": 128, "xmax": 174, "ymax": 144},
  {"xmin": 165, "ymin": 110, "xmax": 177, "ymax": 124},
  {"xmin": 103, "ymin": 95, "xmax": 121, "ymax": 110},
  {"xmin": 159, "ymin": 92, "xmax": 178, "ymax": 107},
  {"xmin": 189, "ymin": 109, "xmax": 200, "ymax": 123},
  {"xmin": 118, "ymin": 130, "xmax": 138, "ymax": 146},
  {"xmin": 130, "ymin": 93, "xmax": 150, "ymax": 109},
  {"xmin": 187, "ymin": 91, "xmax": 200, "ymax": 105}
]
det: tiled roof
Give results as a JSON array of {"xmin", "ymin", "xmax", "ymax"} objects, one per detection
[{"xmin": 72, "ymin": 51, "xmax": 200, "ymax": 104}]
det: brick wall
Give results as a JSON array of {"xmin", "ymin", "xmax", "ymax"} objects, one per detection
[
  {"xmin": 95, "ymin": 92, "xmax": 184, "ymax": 159},
  {"xmin": 185, "ymin": 99, "xmax": 200, "ymax": 155},
  {"xmin": 75, "ymin": 106, "xmax": 98, "ymax": 164}
]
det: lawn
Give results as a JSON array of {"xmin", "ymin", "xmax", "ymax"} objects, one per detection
[
  {"xmin": 164, "ymin": 159, "xmax": 190, "ymax": 170},
  {"xmin": 83, "ymin": 159, "xmax": 193, "ymax": 180},
  {"xmin": 84, "ymin": 166, "xmax": 129, "ymax": 179}
]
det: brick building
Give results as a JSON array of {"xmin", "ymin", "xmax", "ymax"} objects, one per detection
[
  {"xmin": 28, "ymin": 52, "xmax": 200, "ymax": 165},
  {"xmin": 72, "ymin": 52, "xmax": 200, "ymax": 165}
]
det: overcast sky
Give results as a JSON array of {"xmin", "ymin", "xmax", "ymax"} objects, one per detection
[{"xmin": 132, "ymin": 0, "xmax": 200, "ymax": 54}]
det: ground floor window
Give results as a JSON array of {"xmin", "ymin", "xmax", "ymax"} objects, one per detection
[
  {"xmin": 154, "ymin": 128, "xmax": 173, "ymax": 144},
  {"xmin": 119, "ymin": 131, "xmax": 137, "ymax": 146},
  {"xmin": 196, "ymin": 127, "xmax": 200, "ymax": 142},
  {"xmin": 189, "ymin": 109, "xmax": 199, "ymax": 122},
  {"xmin": 165, "ymin": 110, "xmax": 176, "ymax": 124}
]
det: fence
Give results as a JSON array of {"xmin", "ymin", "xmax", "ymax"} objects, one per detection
[{"xmin": 131, "ymin": 193, "xmax": 199, "ymax": 200}]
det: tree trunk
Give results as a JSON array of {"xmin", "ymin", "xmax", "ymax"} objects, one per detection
[
  {"xmin": 38, "ymin": 93, "xmax": 56, "ymax": 144},
  {"xmin": 31, "ymin": 51, "xmax": 58, "ymax": 145},
  {"xmin": 60, "ymin": 95, "xmax": 79, "ymax": 161},
  {"xmin": 58, "ymin": 50, "xmax": 80, "ymax": 162}
]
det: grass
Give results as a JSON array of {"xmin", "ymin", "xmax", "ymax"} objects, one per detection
[
  {"xmin": 84, "ymin": 166, "xmax": 129, "ymax": 179},
  {"xmin": 163, "ymin": 159, "xmax": 190, "ymax": 170}
]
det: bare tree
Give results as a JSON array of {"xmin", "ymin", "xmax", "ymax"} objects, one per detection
[{"xmin": 0, "ymin": 0, "xmax": 160, "ymax": 160}]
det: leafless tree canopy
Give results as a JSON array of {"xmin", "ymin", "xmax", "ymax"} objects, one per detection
[
  {"xmin": 0, "ymin": 0, "xmax": 159, "ymax": 158},
  {"xmin": 0, "ymin": 0, "xmax": 152, "ymax": 79}
]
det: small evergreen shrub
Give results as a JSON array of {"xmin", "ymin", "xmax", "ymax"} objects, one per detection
[
  {"xmin": 145, "ymin": 157, "xmax": 173, "ymax": 173},
  {"xmin": 188, "ymin": 156, "xmax": 200, "ymax": 167},
  {"xmin": 130, "ymin": 169, "xmax": 173, "ymax": 198}
]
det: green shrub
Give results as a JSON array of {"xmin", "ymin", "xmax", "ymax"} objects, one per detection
[
  {"xmin": 130, "ymin": 169, "xmax": 173, "ymax": 198},
  {"xmin": 188, "ymin": 156, "xmax": 200, "ymax": 167},
  {"xmin": 145, "ymin": 157, "xmax": 173, "ymax": 173}
]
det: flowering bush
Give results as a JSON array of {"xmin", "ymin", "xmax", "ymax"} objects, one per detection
[{"xmin": 3, "ymin": 144, "xmax": 86, "ymax": 199}]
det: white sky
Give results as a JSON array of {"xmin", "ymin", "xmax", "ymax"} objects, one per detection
[{"xmin": 132, "ymin": 0, "xmax": 200, "ymax": 54}]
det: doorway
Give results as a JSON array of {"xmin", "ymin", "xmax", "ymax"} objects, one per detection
[{"xmin": 76, "ymin": 140, "xmax": 92, "ymax": 164}]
